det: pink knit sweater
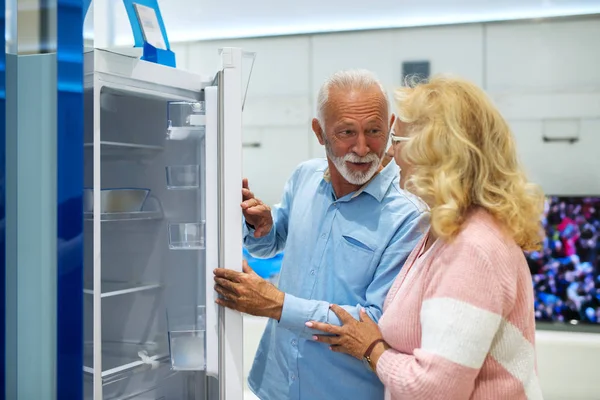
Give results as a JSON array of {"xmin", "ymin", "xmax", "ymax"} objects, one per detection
[{"xmin": 377, "ymin": 209, "xmax": 543, "ymax": 400}]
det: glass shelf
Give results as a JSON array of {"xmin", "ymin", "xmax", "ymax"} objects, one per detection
[
  {"xmin": 84, "ymin": 141, "xmax": 163, "ymax": 160},
  {"xmin": 83, "ymin": 281, "xmax": 162, "ymax": 298},
  {"xmin": 83, "ymin": 341, "xmax": 169, "ymax": 386},
  {"xmin": 84, "ymin": 210, "xmax": 163, "ymax": 221},
  {"xmin": 84, "ymin": 195, "xmax": 164, "ymax": 222}
]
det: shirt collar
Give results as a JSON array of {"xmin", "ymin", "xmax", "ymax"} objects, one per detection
[{"xmin": 321, "ymin": 161, "xmax": 398, "ymax": 202}]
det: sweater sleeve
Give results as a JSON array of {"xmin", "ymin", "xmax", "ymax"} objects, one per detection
[{"xmin": 376, "ymin": 239, "xmax": 508, "ymax": 400}]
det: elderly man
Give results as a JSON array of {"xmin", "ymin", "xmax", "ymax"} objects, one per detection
[{"xmin": 213, "ymin": 69, "xmax": 428, "ymax": 400}]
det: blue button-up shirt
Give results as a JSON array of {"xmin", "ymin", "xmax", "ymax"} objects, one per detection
[{"xmin": 245, "ymin": 158, "xmax": 428, "ymax": 400}]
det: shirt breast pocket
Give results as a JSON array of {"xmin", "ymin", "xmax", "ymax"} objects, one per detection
[{"xmin": 335, "ymin": 234, "xmax": 377, "ymax": 293}]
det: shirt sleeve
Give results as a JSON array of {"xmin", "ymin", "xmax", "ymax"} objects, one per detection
[
  {"xmin": 375, "ymin": 240, "xmax": 509, "ymax": 400},
  {"xmin": 243, "ymin": 167, "xmax": 300, "ymax": 259},
  {"xmin": 278, "ymin": 209, "xmax": 429, "ymax": 339}
]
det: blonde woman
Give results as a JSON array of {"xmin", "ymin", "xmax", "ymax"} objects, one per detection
[{"xmin": 307, "ymin": 75, "xmax": 545, "ymax": 399}]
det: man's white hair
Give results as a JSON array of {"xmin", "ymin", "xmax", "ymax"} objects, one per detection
[{"xmin": 316, "ymin": 69, "xmax": 388, "ymax": 127}]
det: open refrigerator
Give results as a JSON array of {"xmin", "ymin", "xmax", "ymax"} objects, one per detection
[{"xmin": 82, "ymin": 47, "xmax": 249, "ymax": 399}]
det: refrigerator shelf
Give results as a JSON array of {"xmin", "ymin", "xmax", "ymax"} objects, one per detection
[
  {"xmin": 84, "ymin": 141, "xmax": 164, "ymax": 160},
  {"xmin": 84, "ymin": 195, "xmax": 164, "ymax": 221},
  {"xmin": 83, "ymin": 281, "xmax": 162, "ymax": 298},
  {"xmin": 83, "ymin": 341, "xmax": 169, "ymax": 386},
  {"xmin": 85, "ymin": 370, "xmax": 182, "ymax": 400},
  {"xmin": 84, "ymin": 210, "xmax": 163, "ymax": 221}
]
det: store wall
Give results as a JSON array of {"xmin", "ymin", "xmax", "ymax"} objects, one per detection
[
  {"xmin": 173, "ymin": 16, "xmax": 600, "ymax": 207},
  {"xmin": 173, "ymin": 16, "xmax": 600, "ymax": 400}
]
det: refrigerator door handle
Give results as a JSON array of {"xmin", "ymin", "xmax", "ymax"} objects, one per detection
[
  {"xmin": 217, "ymin": 47, "xmax": 245, "ymax": 400},
  {"xmin": 204, "ymin": 83, "xmax": 220, "ymax": 379}
]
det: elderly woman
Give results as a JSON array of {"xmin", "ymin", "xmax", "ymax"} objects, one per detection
[{"xmin": 307, "ymin": 75, "xmax": 545, "ymax": 399}]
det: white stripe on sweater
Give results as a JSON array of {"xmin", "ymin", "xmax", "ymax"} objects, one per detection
[
  {"xmin": 421, "ymin": 297, "xmax": 543, "ymax": 399},
  {"xmin": 490, "ymin": 320, "xmax": 544, "ymax": 400},
  {"xmin": 421, "ymin": 297, "xmax": 502, "ymax": 369}
]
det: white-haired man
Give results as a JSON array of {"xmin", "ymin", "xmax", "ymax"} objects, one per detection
[{"xmin": 213, "ymin": 69, "xmax": 428, "ymax": 400}]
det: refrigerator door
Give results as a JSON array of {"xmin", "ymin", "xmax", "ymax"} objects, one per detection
[
  {"xmin": 204, "ymin": 48, "xmax": 244, "ymax": 400},
  {"xmin": 83, "ymin": 47, "xmax": 244, "ymax": 400}
]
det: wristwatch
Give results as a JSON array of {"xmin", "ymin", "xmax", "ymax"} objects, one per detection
[{"xmin": 362, "ymin": 339, "xmax": 385, "ymax": 372}]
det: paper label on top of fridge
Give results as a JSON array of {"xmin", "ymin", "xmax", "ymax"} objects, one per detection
[{"xmin": 133, "ymin": 3, "xmax": 167, "ymax": 50}]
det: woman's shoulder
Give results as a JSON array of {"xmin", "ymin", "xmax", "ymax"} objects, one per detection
[
  {"xmin": 431, "ymin": 209, "xmax": 527, "ymax": 304},
  {"xmin": 427, "ymin": 209, "xmax": 528, "ymax": 285},
  {"xmin": 416, "ymin": 211, "xmax": 525, "ymax": 320},
  {"xmin": 451, "ymin": 208, "xmax": 523, "ymax": 258}
]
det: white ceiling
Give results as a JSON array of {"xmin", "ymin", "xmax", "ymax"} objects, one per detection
[{"xmin": 85, "ymin": 0, "xmax": 600, "ymax": 44}]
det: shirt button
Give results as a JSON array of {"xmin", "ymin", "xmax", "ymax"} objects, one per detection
[
  {"xmin": 291, "ymin": 339, "xmax": 297, "ymax": 346},
  {"xmin": 310, "ymin": 269, "xmax": 316, "ymax": 276},
  {"xmin": 320, "ymin": 234, "xmax": 326, "ymax": 239},
  {"xmin": 291, "ymin": 374, "xmax": 296, "ymax": 381}
]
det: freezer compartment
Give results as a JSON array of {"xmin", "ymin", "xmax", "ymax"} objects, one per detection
[
  {"xmin": 168, "ymin": 222, "xmax": 206, "ymax": 250},
  {"xmin": 165, "ymin": 165, "xmax": 200, "ymax": 190},
  {"xmin": 167, "ymin": 305, "xmax": 206, "ymax": 371},
  {"xmin": 166, "ymin": 100, "xmax": 206, "ymax": 141}
]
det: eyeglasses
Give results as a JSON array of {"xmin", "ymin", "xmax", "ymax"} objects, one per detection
[{"xmin": 390, "ymin": 129, "xmax": 410, "ymax": 143}]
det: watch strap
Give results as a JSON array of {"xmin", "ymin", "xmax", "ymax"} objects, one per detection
[{"xmin": 364, "ymin": 338, "xmax": 385, "ymax": 359}]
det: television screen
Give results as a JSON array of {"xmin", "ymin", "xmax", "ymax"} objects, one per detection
[{"xmin": 526, "ymin": 196, "xmax": 600, "ymax": 325}]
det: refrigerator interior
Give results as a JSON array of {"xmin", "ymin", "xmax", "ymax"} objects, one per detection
[{"xmin": 83, "ymin": 84, "xmax": 211, "ymax": 399}]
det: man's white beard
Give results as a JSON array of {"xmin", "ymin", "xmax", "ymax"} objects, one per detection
[{"xmin": 325, "ymin": 141, "xmax": 382, "ymax": 186}]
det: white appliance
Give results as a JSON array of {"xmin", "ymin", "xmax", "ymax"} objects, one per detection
[{"xmin": 82, "ymin": 47, "xmax": 247, "ymax": 399}]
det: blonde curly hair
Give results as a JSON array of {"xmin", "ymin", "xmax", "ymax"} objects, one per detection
[{"xmin": 395, "ymin": 75, "xmax": 545, "ymax": 251}]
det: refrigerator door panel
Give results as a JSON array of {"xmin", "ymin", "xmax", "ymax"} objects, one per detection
[{"xmin": 205, "ymin": 48, "xmax": 245, "ymax": 400}]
